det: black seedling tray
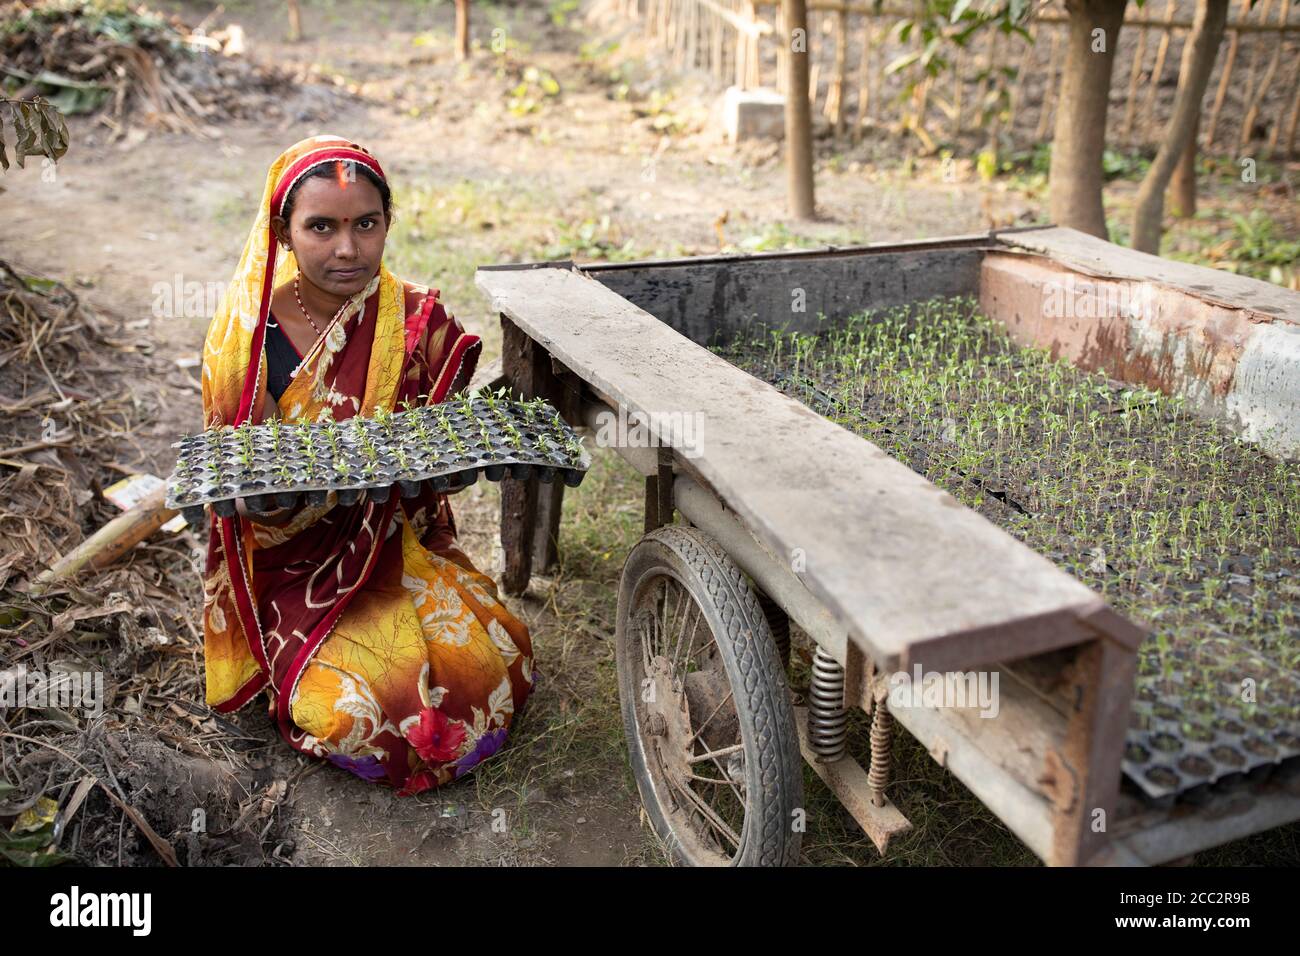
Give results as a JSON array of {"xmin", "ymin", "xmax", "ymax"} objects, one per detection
[{"xmin": 166, "ymin": 392, "xmax": 590, "ymax": 527}]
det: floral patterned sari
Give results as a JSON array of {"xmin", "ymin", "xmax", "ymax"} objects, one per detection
[{"xmin": 199, "ymin": 136, "xmax": 534, "ymax": 795}]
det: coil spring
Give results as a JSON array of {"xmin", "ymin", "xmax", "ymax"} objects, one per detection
[
  {"xmin": 867, "ymin": 701, "xmax": 894, "ymax": 806},
  {"xmin": 808, "ymin": 647, "xmax": 847, "ymax": 762}
]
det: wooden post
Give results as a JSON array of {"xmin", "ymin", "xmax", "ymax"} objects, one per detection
[
  {"xmin": 950, "ymin": 48, "xmax": 964, "ymax": 139},
  {"xmin": 497, "ymin": 328, "xmax": 580, "ymax": 581},
  {"xmin": 1050, "ymin": 635, "xmax": 1138, "ymax": 866},
  {"xmin": 853, "ymin": 15, "xmax": 872, "ymax": 141},
  {"xmin": 1120, "ymin": 21, "xmax": 1150, "ymax": 142},
  {"xmin": 775, "ymin": 0, "xmax": 787, "ymax": 93},
  {"xmin": 1280, "ymin": 63, "xmax": 1300, "ymax": 157},
  {"xmin": 1006, "ymin": 26, "xmax": 1033, "ymax": 137},
  {"xmin": 736, "ymin": 1, "xmax": 752, "ymax": 87},
  {"xmin": 983, "ymin": 29, "xmax": 1002, "ymax": 151},
  {"xmin": 974, "ymin": 27, "xmax": 995, "ymax": 134},
  {"xmin": 1205, "ymin": 0, "xmax": 1249, "ymax": 146},
  {"xmin": 455, "ymin": 0, "xmax": 470, "ymax": 61},
  {"xmin": 687, "ymin": 0, "xmax": 698, "ymax": 70},
  {"xmin": 1267, "ymin": 43, "xmax": 1300, "ymax": 154},
  {"xmin": 1035, "ymin": 28, "xmax": 1064, "ymax": 142},
  {"xmin": 783, "ymin": 0, "xmax": 816, "ymax": 219},
  {"xmin": 532, "ymin": 359, "xmax": 583, "ymax": 574},
  {"xmin": 713, "ymin": 8, "xmax": 725, "ymax": 81},
  {"xmin": 286, "ymin": 0, "xmax": 303, "ymax": 42},
  {"xmin": 1234, "ymin": 0, "xmax": 1274, "ymax": 148},
  {"xmin": 1240, "ymin": 0, "xmax": 1291, "ymax": 150},
  {"xmin": 1138, "ymin": 0, "xmax": 1180, "ymax": 142},
  {"xmin": 827, "ymin": 7, "xmax": 848, "ymax": 133}
]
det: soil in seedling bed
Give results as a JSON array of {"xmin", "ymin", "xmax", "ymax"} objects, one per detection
[{"xmin": 711, "ymin": 296, "xmax": 1300, "ymax": 804}]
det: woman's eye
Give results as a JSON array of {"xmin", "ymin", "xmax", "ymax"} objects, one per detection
[
  {"xmin": 357, "ymin": 219, "xmax": 376, "ymax": 231},
  {"xmin": 310, "ymin": 222, "xmax": 330, "ymax": 233}
]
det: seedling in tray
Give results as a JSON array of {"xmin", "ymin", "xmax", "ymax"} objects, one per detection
[{"xmin": 167, "ymin": 392, "xmax": 591, "ymax": 521}]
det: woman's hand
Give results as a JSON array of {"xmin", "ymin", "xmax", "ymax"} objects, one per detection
[{"xmin": 235, "ymin": 497, "xmax": 297, "ymax": 526}]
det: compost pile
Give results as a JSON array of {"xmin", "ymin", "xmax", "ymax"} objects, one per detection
[
  {"xmin": 0, "ymin": 260, "xmax": 292, "ymax": 867},
  {"xmin": 714, "ymin": 297, "xmax": 1300, "ymax": 806},
  {"xmin": 0, "ymin": 0, "xmax": 314, "ymax": 135}
]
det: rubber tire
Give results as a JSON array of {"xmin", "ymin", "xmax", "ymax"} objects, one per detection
[{"xmin": 616, "ymin": 525, "xmax": 803, "ymax": 867}]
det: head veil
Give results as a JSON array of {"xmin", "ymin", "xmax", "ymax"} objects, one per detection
[{"xmin": 204, "ymin": 135, "xmax": 411, "ymax": 427}]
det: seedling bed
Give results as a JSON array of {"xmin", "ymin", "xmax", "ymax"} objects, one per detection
[
  {"xmin": 711, "ymin": 295, "xmax": 1300, "ymax": 806},
  {"xmin": 166, "ymin": 391, "xmax": 590, "ymax": 526}
]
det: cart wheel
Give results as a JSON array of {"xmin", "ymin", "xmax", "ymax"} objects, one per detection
[{"xmin": 616, "ymin": 525, "xmax": 803, "ymax": 866}]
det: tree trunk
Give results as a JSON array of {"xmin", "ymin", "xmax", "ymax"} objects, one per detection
[
  {"xmin": 287, "ymin": 0, "xmax": 302, "ymax": 43},
  {"xmin": 455, "ymin": 0, "xmax": 471, "ymax": 61},
  {"xmin": 1167, "ymin": 112, "xmax": 1199, "ymax": 218},
  {"xmin": 1048, "ymin": 0, "xmax": 1129, "ymax": 239},
  {"xmin": 1131, "ymin": 0, "xmax": 1229, "ymax": 254},
  {"xmin": 784, "ymin": 0, "xmax": 815, "ymax": 219}
]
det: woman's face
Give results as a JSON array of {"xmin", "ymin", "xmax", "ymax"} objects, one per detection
[{"xmin": 274, "ymin": 170, "xmax": 388, "ymax": 299}]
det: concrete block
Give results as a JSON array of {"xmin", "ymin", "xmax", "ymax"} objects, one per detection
[{"xmin": 722, "ymin": 86, "xmax": 784, "ymax": 143}]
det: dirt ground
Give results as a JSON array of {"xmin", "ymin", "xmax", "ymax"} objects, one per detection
[{"xmin": 6, "ymin": 0, "xmax": 1290, "ymax": 867}]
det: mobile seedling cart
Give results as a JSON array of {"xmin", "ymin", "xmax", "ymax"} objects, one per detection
[{"xmin": 475, "ymin": 226, "xmax": 1300, "ymax": 867}]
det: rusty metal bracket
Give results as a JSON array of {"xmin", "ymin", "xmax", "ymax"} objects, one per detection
[{"xmin": 645, "ymin": 446, "xmax": 675, "ymax": 532}]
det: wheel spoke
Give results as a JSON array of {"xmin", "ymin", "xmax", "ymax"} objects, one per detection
[
  {"xmin": 670, "ymin": 601, "xmax": 701, "ymax": 674},
  {"xmin": 688, "ymin": 689, "xmax": 734, "ymax": 744},
  {"xmin": 696, "ymin": 741, "xmax": 747, "ymax": 806},
  {"xmin": 690, "ymin": 636, "xmax": 718, "ymax": 663},
  {"xmin": 669, "ymin": 775, "xmax": 740, "ymax": 850},
  {"xmin": 685, "ymin": 772, "xmax": 731, "ymax": 785},
  {"xmin": 687, "ymin": 742, "xmax": 744, "ymax": 764},
  {"xmin": 639, "ymin": 606, "xmax": 657, "ymax": 675},
  {"xmin": 667, "ymin": 581, "xmax": 688, "ymax": 661}
]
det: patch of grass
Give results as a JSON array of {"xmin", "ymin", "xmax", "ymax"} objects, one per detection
[{"xmin": 448, "ymin": 442, "xmax": 657, "ymax": 863}]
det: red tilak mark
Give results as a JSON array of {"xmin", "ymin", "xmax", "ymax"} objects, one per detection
[{"xmin": 335, "ymin": 159, "xmax": 350, "ymax": 190}]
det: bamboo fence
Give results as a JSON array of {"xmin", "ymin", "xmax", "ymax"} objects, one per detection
[{"xmin": 598, "ymin": 0, "xmax": 1300, "ymax": 156}]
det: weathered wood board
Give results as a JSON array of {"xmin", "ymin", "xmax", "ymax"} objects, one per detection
[{"xmin": 997, "ymin": 226, "xmax": 1300, "ymax": 326}]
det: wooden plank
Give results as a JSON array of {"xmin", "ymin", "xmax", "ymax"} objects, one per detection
[
  {"xmin": 476, "ymin": 264, "xmax": 1138, "ymax": 673},
  {"xmin": 877, "ymin": 666, "xmax": 1060, "ymax": 862},
  {"xmin": 997, "ymin": 226, "xmax": 1300, "ymax": 326},
  {"xmin": 531, "ymin": 358, "xmax": 583, "ymax": 573},
  {"xmin": 1053, "ymin": 637, "xmax": 1139, "ymax": 865},
  {"xmin": 498, "ymin": 318, "xmax": 542, "ymax": 595}
]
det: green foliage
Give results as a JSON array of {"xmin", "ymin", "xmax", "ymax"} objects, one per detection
[
  {"xmin": 1228, "ymin": 210, "xmax": 1300, "ymax": 270},
  {"xmin": 548, "ymin": 0, "xmax": 581, "ymax": 27},
  {"xmin": 507, "ymin": 65, "xmax": 561, "ymax": 116},
  {"xmin": 1, "ymin": 0, "xmax": 170, "ymax": 44},
  {"xmin": 1101, "ymin": 148, "xmax": 1151, "ymax": 181}
]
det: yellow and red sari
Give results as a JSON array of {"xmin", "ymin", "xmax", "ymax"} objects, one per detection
[{"xmin": 200, "ymin": 136, "xmax": 534, "ymax": 796}]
